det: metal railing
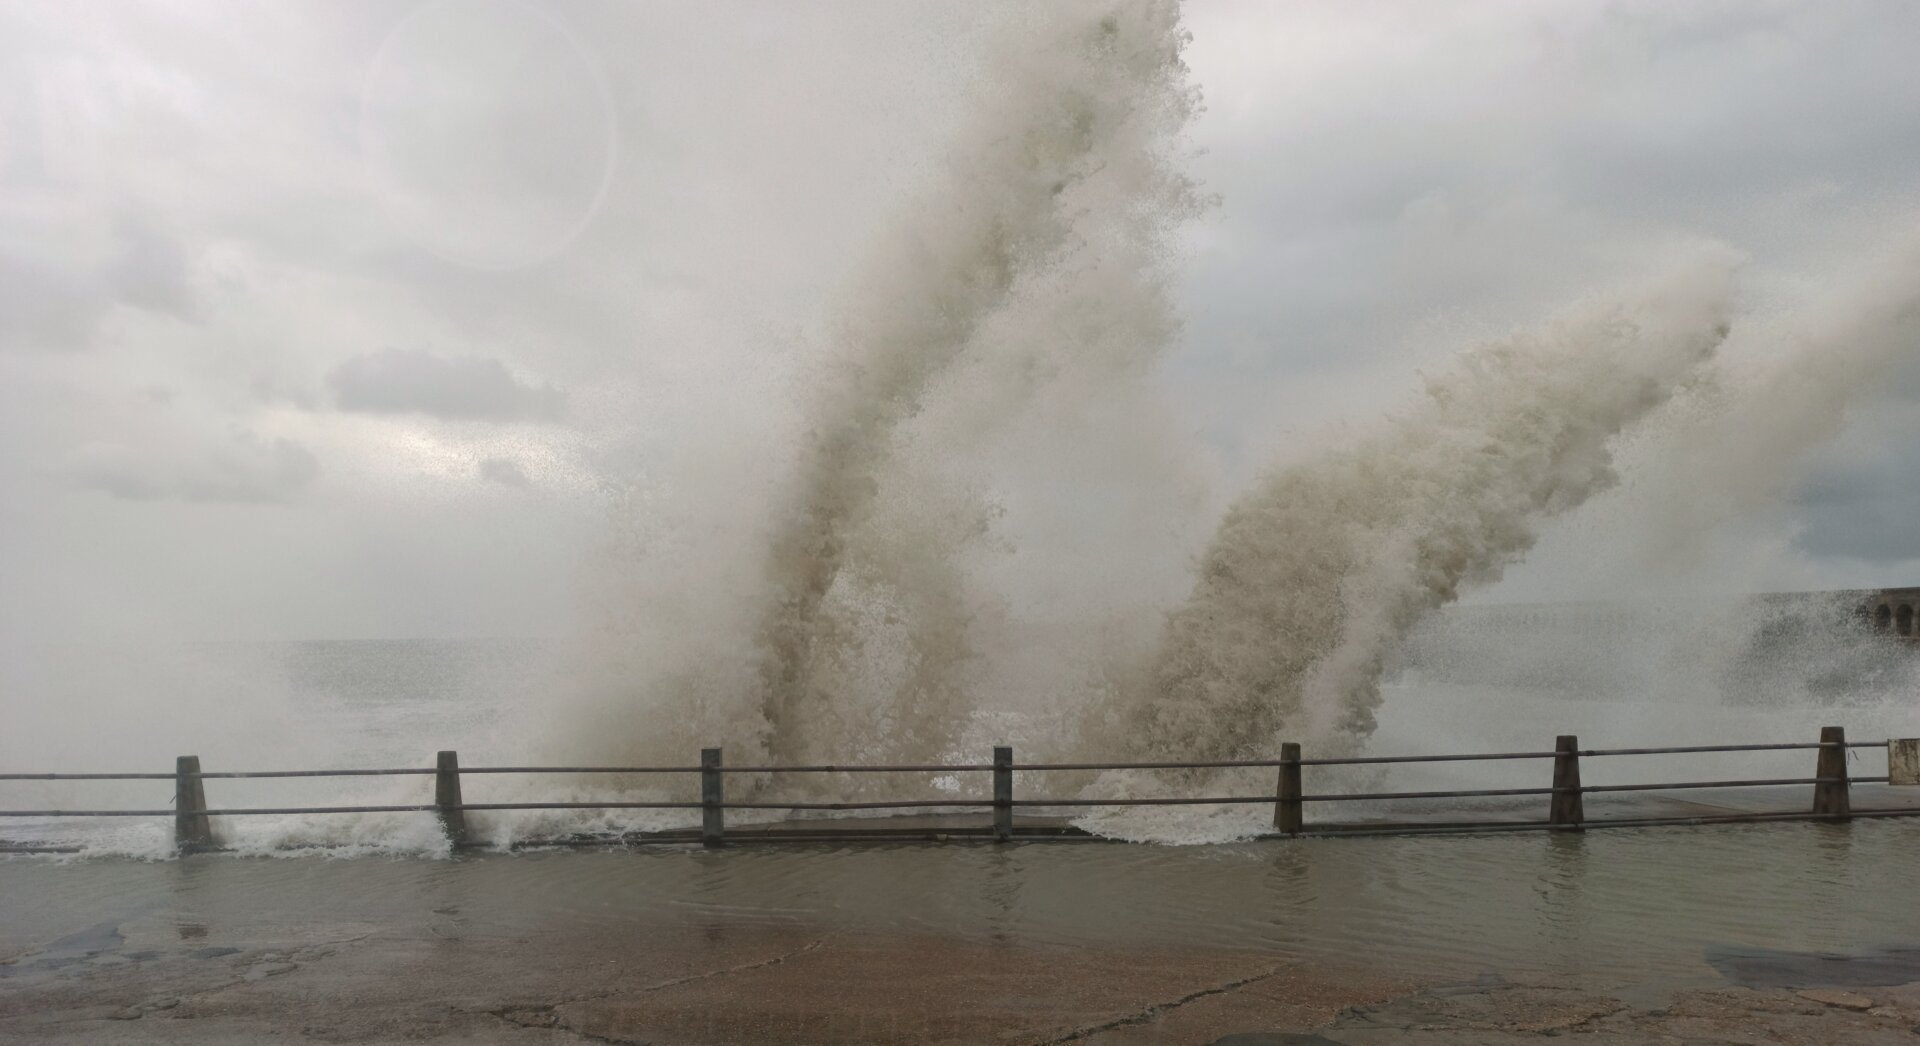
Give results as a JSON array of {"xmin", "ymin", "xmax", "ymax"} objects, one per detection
[{"xmin": 1, "ymin": 725, "xmax": 1913, "ymax": 853}]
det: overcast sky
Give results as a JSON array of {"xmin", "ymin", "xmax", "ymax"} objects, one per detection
[{"xmin": 3, "ymin": 0, "xmax": 1918, "ymax": 642}]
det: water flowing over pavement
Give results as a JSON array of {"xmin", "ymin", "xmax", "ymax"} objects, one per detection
[
  {"xmin": 6, "ymin": 821, "xmax": 1920, "ymax": 1043},
  {"xmin": 7, "ymin": 935, "xmax": 1917, "ymax": 1044}
]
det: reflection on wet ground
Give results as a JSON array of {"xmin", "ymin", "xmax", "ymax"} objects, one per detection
[
  {"xmin": 6, "ymin": 819, "xmax": 1918, "ymax": 985},
  {"xmin": 4, "ymin": 820, "xmax": 1919, "ymax": 1042},
  {"xmin": 1709, "ymin": 944, "xmax": 1920, "ymax": 989}
]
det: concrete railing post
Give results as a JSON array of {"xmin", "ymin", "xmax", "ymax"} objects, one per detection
[
  {"xmin": 1549, "ymin": 735, "xmax": 1584, "ymax": 831},
  {"xmin": 435, "ymin": 750, "xmax": 468, "ymax": 848},
  {"xmin": 701, "ymin": 748, "xmax": 725, "ymax": 848},
  {"xmin": 992, "ymin": 746, "xmax": 1013, "ymax": 843},
  {"xmin": 1274, "ymin": 742, "xmax": 1303, "ymax": 836},
  {"xmin": 1813, "ymin": 726, "xmax": 1850, "ymax": 821},
  {"xmin": 174, "ymin": 755, "xmax": 213, "ymax": 853}
]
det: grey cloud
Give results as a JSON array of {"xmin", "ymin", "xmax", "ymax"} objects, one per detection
[
  {"xmin": 1794, "ymin": 404, "xmax": 1920, "ymax": 561},
  {"xmin": 1178, "ymin": 3, "xmax": 1920, "ymax": 361},
  {"xmin": 0, "ymin": 253, "xmax": 106, "ymax": 350},
  {"xmin": 326, "ymin": 349, "xmax": 565, "ymax": 422},
  {"xmin": 1196, "ymin": 5, "xmax": 1920, "ymax": 240},
  {"xmin": 0, "ymin": 211, "xmax": 199, "ymax": 352},
  {"xmin": 108, "ymin": 213, "xmax": 197, "ymax": 318},
  {"xmin": 1884, "ymin": 353, "xmax": 1920, "ymax": 404},
  {"xmin": 1550, "ymin": 6, "xmax": 1920, "ymax": 209},
  {"xmin": 58, "ymin": 432, "xmax": 320, "ymax": 505},
  {"xmin": 248, "ymin": 370, "xmax": 319, "ymax": 410},
  {"xmin": 477, "ymin": 457, "xmax": 532, "ymax": 487},
  {"xmin": 8, "ymin": 0, "xmax": 1920, "ymax": 643},
  {"xmin": 1798, "ymin": 491, "xmax": 1920, "ymax": 563}
]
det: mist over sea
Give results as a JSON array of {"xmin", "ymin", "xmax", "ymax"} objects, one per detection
[{"xmin": 6, "ymin": 600, "xmax": 1912, "ymax": 856}]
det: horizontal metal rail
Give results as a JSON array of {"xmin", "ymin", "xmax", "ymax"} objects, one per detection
[
  {"xmin": 0, "ymin": 800, "xmax": 986, "ymax": 816},
  {"xmin": 13, "ymin": 807, "xmax": 1915, "ymax": 853},
  {"xmin": 205, "ymin": 805, "xmax": 434, "ymax": 815},
  {"xmin": 0, "ymin": 805, "xmax": 437, "ymax": 817},
  {"xmin": 195, "ymin": 769, "xmax": 437, "ymax": 778},
  {"xmin": 1011, "ymin": 795, "xmax": 1276, "ymax": 807},
  {"xmin": 458, "ymin": 800, "xmax": 993, "ymax": 811},
  {"xmin": 0, "ymin": 773, "xmax": 178, "ymax": 781},
  {"xmin": 9, "ymin": 773, "xmax": 1897, "ymax": 820},
  {"xmin": 0, "ymin": 740, "xmax": 1879, "ymax": 782},
  {"xmin": 1582, "ymin": 776, "xmax": 1850, "ymax": 793},
  {"xmin": 454, "ymin": 802, "xmax": 699, "ymax": 811},
  {"xmin": 705, "ymin": 799, "xmax": 992, "ymax": 810},
  {"xmin": 1299, "ymin": 742, "xmax": 1851, "ymax": 766},
  {"xmin": 1287, "ymin": 808, "xmax": 1920, "ymax": 838},
  {"xmin": 3, "ymin": 730, "xmax": 1910, "ymax": 853},
  {"xmin": 720, "ymin": 764, "xmax": 995, "ymax": 774},
  {"xmin": 1298, "ymin": 752, "xmax": 1556, "ymax": 766},
  {"xmin": 0, "ymin": 769, "xmax": 437, "ymax": 780},
  {"xmin": 440, "ymin": 766, "xmax": 701, "ymax": 775},
  {"xmin": 0, "ymin": 809, "xmax": 178, "ymax": 817},
  {"xmin": 1304, "ymin": 786, "xmax": 1556, "ymax": 802},
  {"xmin": 1010, "ymin": 758, "xmax": 1299, "ymax": 771},
  {"xmin": 193, "ymin": 767, "xmax": 698, "ymax": 778},
  {"xmin": 481, "ymin": 808, "xmax": 1920, "ymax": 847},
  {"xmin": 1579, "ymin": 743, "xmax": 1838, "ymax": 757}
]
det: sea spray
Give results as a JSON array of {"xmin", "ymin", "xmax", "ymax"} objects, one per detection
[
  {"xmin": 1411, "ymin": 229, "xmax": 1920, "ymax": 731},
  {"xmin": 1624, "ymin": 230, "xmax": 1920, "ymax": 570},
  {"xmin": 17, "ymin": 11, "xmax": 1920, "ymax": 861},
  {"xmin": 1094, "ymin": 255, "xmax": 1739, "ymax": 770},
  {"xmin": 1064, "ymin": 257, "xmax": 1737, "ymax": 842},
  {"xmin": 748, "ymin": 0, "xmax": 1204, "ymax": 764},
  {"xmin": 512, "ymin": 0, "xmax": 1205, "ymax": 824}
]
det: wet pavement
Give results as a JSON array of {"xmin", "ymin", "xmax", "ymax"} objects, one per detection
[
  {"xmin": 4, "ymin": 924, "xmax": 1919, "ymax": 1043},
  {"xmin": 0, "ymin": 924, "xmax": 1420, "ymax": 1043},
  {"xmin": 5, "ymin": 819, "xmax": 1920, "ymax": 1043}
]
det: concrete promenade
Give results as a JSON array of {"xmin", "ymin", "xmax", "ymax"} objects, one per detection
[
  {"xmin": 5, "ymin": 917, "xmax": 1919, "ymax": 1043},
  {"xmin": 6, "ymin": 808, "xmax": 1919, "ymax": 1043}
]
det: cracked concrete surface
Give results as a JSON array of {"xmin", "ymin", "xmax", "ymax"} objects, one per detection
[
  {"xmin": 6, "ymin": 837, "xmax": 1920, "ymax": 1045},
  {"xmin": 544, "ymin": 933, "xmax": 1418, "ymax": 1045},
  {"xmin": 1037, "ymin": 966, "xmax": 1297, "ymax": 1043},
  {"xmin": 11, "ymin": 921, "xmax": 1920, "ymax": 1044},
  {"xmin": 0, "ymin": 918, "xmax": 1417, "ymax": 1044},
  {"xmin": 7, "ymin": 916, "xmax": 1917, "ymax": 1044},
  {"xmin": 1316, "ymin": 978, "xmax": 1920, "ymax": 1044}
]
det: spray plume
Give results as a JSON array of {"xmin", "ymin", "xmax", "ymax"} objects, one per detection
[
  {"xmin": 1102, "ymin": 256, "xmax": 1738, "ymax": 765},
  {"xmin": 1627, "ymin": 230, "xmax": 1920, "ymax": 568},
  {"xmin": 534, "ymin": 0, "xmax": 1891, "ymax": 847},
  {"xmin": 540, "ymin": 0, "xmax": 1204, "ymax": 776},
  {"xmin": 748, "ymin": 0, "xmax": 1203, "ymax": 762}
]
